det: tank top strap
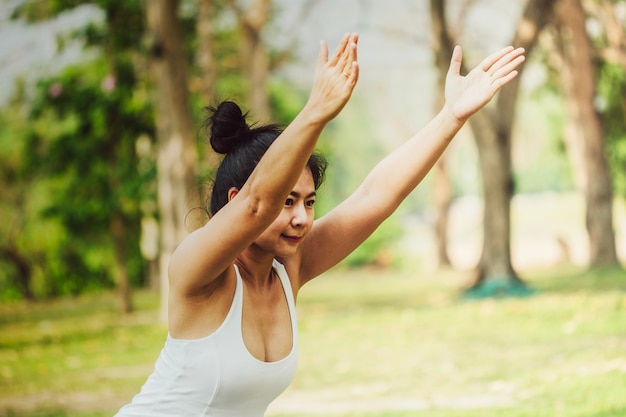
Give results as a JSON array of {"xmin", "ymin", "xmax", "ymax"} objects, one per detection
[
  {"xmin": 272, "ymin": 259, "xmax": 298, "ymax": 339},
  {"xmin": 228, "ymin": 264, "xmax": 244, "ymax": 328}
]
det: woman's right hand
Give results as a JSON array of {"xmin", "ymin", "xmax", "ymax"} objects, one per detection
[{"xmin": 303, "ymin": 32, "xmax": 360, "ymax": 123}]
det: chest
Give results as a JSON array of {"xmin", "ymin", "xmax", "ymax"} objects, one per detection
[{"xmin": 241, "ymin": 279, "xmax": 294, "ymax": 363}]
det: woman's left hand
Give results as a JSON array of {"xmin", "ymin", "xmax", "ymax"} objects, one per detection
[{"xmin": 444, "ymin": 45, "xmax": 526, "ymax": 122}]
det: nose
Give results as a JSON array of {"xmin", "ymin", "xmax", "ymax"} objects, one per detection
[{"xmin": 290, "ymin": 202, "xmax": 308, "ymax": 227}]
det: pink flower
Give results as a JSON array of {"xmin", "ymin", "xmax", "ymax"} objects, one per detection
[
  {"xmin": 48, "ymin": 83, "xmax": 63, "ymax": 98},
  {"xmin": 101, "ymin": 75, "xmax": 116, "ymax": 92}
]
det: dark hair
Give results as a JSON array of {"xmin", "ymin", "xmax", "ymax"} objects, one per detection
[{"xmin": 205, "ymin": 101, "xmax": 327, "ymax": 216}]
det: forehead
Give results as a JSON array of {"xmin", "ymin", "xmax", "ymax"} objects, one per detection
[{"xmin": 291, "ymin": 169, "xmax": 315, "ymax": 194}]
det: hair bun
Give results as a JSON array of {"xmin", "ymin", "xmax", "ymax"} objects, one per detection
[{"xmin": 206, "ymin": 101, "xmax": 251, "ymax": 154}]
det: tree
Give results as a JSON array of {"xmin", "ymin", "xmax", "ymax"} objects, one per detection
[
  {"xmin": 429, "ymin": 0, "xmax": 457, "ymax": 268},
  {"xmin": 227, "ymin": 0, "xmax": 272, "ymax": 121},
  {"xmin": 196, "ymin": 0, "xmax": 218, "ymax": 102},
  {"xmin": 551, "ymin": 0, "xmax": 620, "ymax": 267},
  {"xmin": 590, "ymin": 0, "xmax": 626, "ymax": 206},
  {"xmin": 470, "ymin": 0, "xmax": 557, "ymax": 294},
  {"xmin": 12, "ymin": 0, "xmax": 155, "ymax": 310},
  {"xmin": 146, "ymin": 0, "xmax": 200, "ymax": 322},
  {"xmin": 0, "ymin": 91, "xmax": 36, "ymax": 301},
  {"xmin": 432, "ymin": 0, "xmax": 557, "ymax": 296},
  {"xmin": 591, "ymin": 0, "xmax": 626, "ymax": 68}
]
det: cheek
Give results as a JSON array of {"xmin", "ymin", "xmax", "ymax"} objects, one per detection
[
  {"xmin": 304, "ymin": 210, "xmax": 315, "ymax": 229},
  {"xmin": 271, "ymin": 211, "xmax": 292, "ymax": 230}
]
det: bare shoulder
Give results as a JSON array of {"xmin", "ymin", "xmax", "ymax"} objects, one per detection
[{"xmin": 168, "ymin": 266, "xmax": 236, "ymax": 339}]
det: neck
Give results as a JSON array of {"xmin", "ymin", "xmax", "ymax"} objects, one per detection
[{"xmin": 234, "ymin": 251, "xmax": 276, "ymax": 290}]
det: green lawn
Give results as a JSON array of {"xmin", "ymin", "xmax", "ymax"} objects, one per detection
[{"xmin": 1, "ymin": 265, "xmax": 625, "ymax": 417}]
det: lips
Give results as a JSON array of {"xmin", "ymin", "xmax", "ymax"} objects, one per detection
[{"xmin": 282, "ymin": 235, "xmax": 301, "ymax": 244}]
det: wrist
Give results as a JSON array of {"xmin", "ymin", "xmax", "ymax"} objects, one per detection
[
  {"xmin": 284, "ymin": 104, "xmax": 328, "ymax": 142},
  {"xmin": 441, "ymin": 104, "xmax": 467, "ymax": 128},
  {"xmin": 299, "ymin": 100, "xmax": 332, "ymax": 127}
]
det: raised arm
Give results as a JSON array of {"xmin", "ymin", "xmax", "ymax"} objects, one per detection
[
  {"xmin": 169, "ymin": 33, "xmax": 360, "ymax": 297},
  {"xmin": 299, "ymin": 45, "xmax": 525, "ymax": 284}
]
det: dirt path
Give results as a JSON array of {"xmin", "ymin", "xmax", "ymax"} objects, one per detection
[
  {"xmin": 0, "ymin": 391, "xmax": 126, "ymax": 415},
  {"xmin": 267, "ymin": 389, "xmax": 515, "ymax": 415},
  {"xmin": 0, "ymin": 388, "xmax": 515, "ymax": 416}
]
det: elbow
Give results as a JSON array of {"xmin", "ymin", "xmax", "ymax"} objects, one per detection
[
  {"xmin": 230, "ymin": 181, "xmax": 282, "ymax": 223},
  {"xmin": 245, "ymin": 193, "xmax": 282, "ymax": 226}
]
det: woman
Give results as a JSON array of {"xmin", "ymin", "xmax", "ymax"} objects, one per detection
[{"xmin": 114, "ymin": 33, "xmax": 525, "ymax": 416}]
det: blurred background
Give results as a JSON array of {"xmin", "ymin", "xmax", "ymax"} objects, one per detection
[
  {"xmin": 0, "ymin": 0, "xmax": 625, "ymax": 415},
  {"xmin": 2, "ymin": 0, "xmax": 624, "ymax": 306}
]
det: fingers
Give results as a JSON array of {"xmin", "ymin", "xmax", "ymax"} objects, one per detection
[
  {"xmin": 492, "ymin": 69, "xmax": 519, "ymax": 91},
  {"xmin": 492, "ymin": 52, "xmax": 525, "ymax": 80},
  {"xmin": 349, "ymin": 32, "xmax": 359, "ymax": 66},
  {"xmin": 337, "ymin": 35, "xmax": 358, "ymax": 75},
  {"xmin": 481, "ymin": 46, "xmax": 525, "ymax": 75},
  {"xmin": 346, "ymin": 61, "xmax": 360, "ymax": 85},
  {"xmin": 485, "ymin": 48, "xmax": 524, "ymax": 94},
  {"xmin": 479, "ymin": 46, "xmax": 514, "ymax": 72},
  {"xmin": 316, "ymin": 33, "xmax": 359, "ymax": 86},
  {"xmin": 328, "ymin": 33, "xmax": 352, "ymax": 67},
  {"xmin": 448, "ymin": 45, "xmax": 463, "ymax": 77},
  {"xmin": 316, "ymin": 40, "xmax": 329, "ymax": 67},
  {"xmin": 336, "ymin": 33, "xmax": 358, "ymax": 74},
  {"xmin": 305, "ymin": 36, "xmax": 359, "ymax": 122}
]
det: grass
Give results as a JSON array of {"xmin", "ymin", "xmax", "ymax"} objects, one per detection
[{"xmin": 0, "ymin": 265, "xmax": 625, "ymax": 417}]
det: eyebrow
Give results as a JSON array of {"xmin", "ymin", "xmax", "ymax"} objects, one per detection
[{"xmin": 289, "ymin": 191, "xmax": 317, "ymax": 199}]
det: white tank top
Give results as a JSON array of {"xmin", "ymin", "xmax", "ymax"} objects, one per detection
[{"xmin": 114, "ymin": 259, "xmax": 299, "ymax": 417}]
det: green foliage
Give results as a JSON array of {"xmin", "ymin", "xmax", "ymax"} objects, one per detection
[
  {"xmin": 0, "ymin": 0, "xmax": 157, "ymax": 300},
  {"xmin": 341, "ymin": 218, "xmax": 404, "ymax": 268},
  {"xmin": 598, "ymin": 62, "xmax": 626, "ymax": 200},
  {"xmin": 0, "ymin": 94, "xmax": 30, "ymax": 300},
  {"xmin": 513, "ymin": 78, "xmax": 574, "ymax": 194},
  {"xmin": 268, "ymin": 79, "xmax": 308, "ymax": 126},
  {"xmin": 20, "ymin": 56, "xmax": 155, "ymax": 296},
  {"xmin": 208, "ymin": 13, "xmax": 247, "ymax": 104},
  {"xmin": 27, "ymin": 59, "xmax": 153, "ymax": 231},
  {"xmin": 321, "ymin": 98, "xmax": 408, "ymax": 268}
]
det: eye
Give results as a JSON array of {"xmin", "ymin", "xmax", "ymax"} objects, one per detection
[
  {"xmin": 285, "ymin": 198, "xmax": 294, "ymax": 206},
  {"xmin": 306, "ymin": 199, "xmax": 316, "ymax": 208}
]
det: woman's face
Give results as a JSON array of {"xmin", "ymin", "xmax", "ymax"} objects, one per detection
[{"xmin": 254, "ymin": 169, "xmax": 316, "ymax": 257}]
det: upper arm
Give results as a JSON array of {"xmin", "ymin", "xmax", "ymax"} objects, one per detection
[
  {"xmin": 168, "ymin": 190, "xmax": 276, "ymax": 297},
  {"xmin": 297, "ymin": 188, "xmax": 392, "ymax": 285}
]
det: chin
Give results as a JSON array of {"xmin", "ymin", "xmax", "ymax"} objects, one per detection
[{"xmin": 275, "ymin": 246, "xmax": 299, "ymax": 259}]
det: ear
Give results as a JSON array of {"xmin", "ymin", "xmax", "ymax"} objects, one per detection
[{"xmin": 227, "ymin": 187, "xmax": 239, "ymax": 202}]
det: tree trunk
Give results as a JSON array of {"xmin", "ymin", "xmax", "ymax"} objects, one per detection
[
  {"xmin": 0, "ymin": 246, "xmax": 34, "ymax": 300},
  {"xmin": 468, "ymin": 109, "xmax": 518, "ymax": 286},
  {"xmin": 140, "ymin": 215, "xmax": 160, "ymax": 292},
  {"xmin": 429, "ymin": 0, "xmax": 454, "ymax": 268},
  {"xmin": 146, "ymin": 0, "xmax": 199, "ymax": 323},
  {"xmin": 196, "ymin": 0, "xmax": 221, "ymax": 173},
  {"xmin": 196, "ymin": 0, "xmax": 217, "ymax": 102},
  {"xmin": 554, "ymin": 0, "xmax": 619, "ymax": 267},
  {"xmin": 465, "ymin": 0, "xmax": 556, "ymax": 296},
  {"xmin": 433, "ymin": 0, "xmax": 555, "ymax": 296},
  {"xmin": 111, "ymin": 211, "xmax": 132, "ymax": 313},
  {"xmin": 433, "ymin": 160, "xmax": 453, "ymax": 267},
  {"xmin": 230, "ymin": 0, "xmax": 272, "ymax": 121},
  {"xmin": 102, "ymin": 6, "xmax": 135, "ymax": 314}
]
